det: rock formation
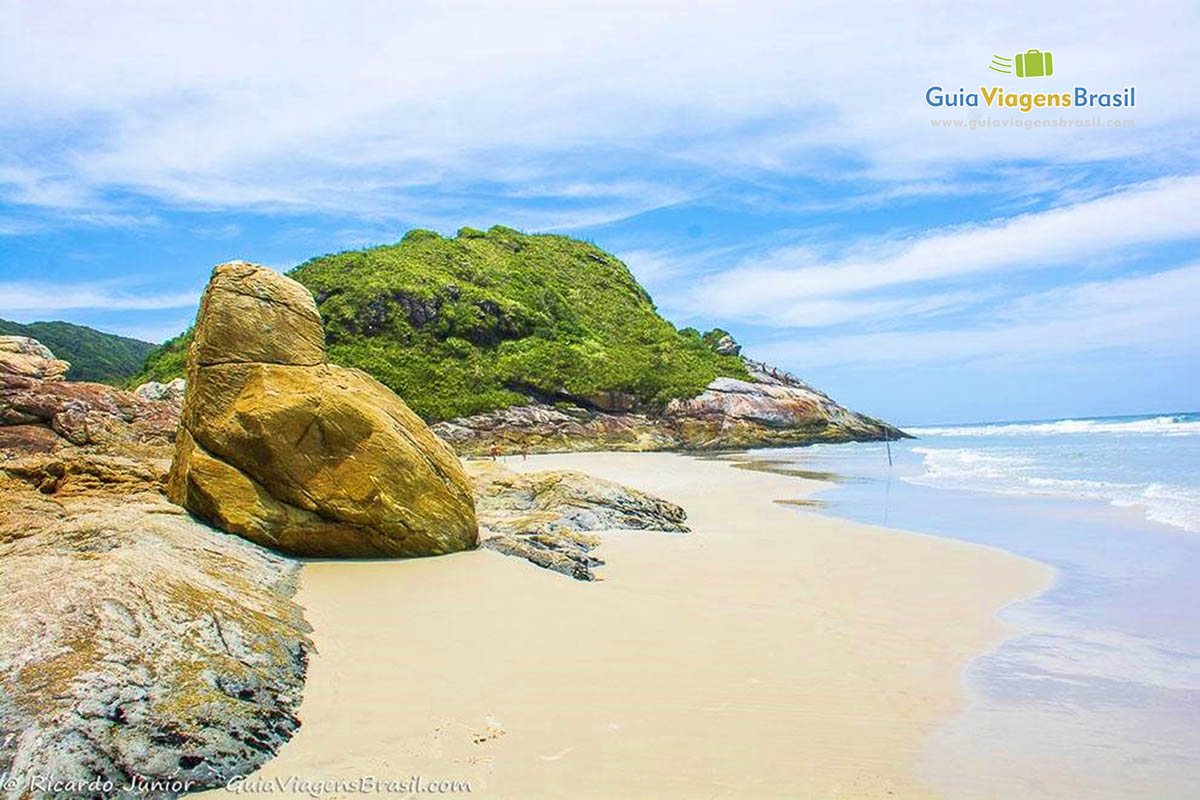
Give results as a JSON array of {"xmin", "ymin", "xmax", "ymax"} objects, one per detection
[
  {"xmin": 433, "ymin": 360, "xmax": 907, "ymax": 456},
  {"xmin": 469, "ymin": 461, "xmax": 688, "ymax": 580},
  {"xmin": 134, "ymin": 377, "xmax": 186, "ymax": 406},
  {"xmin": 663, "ymin": 362, "xmax": 899, "ymax": 448},
  {"xmin": 0, "ymin": 335, "xmax": 70, "ymax": 381},
  {"xmin": 0, "ymin": 464, "xmax": 310, "ymax": 796},
  {"xmin": 433, "ymin": 403, "xmax": 677, "ymax": 454},
  {"xmin": 713, "ymin": 333, "xmax": 742, "ymax": 356},
  {"xmin": 1, "ymin": 451, "xmax": 169, "ymax": 497},
  {"xmin": 168, "ymin": 261, "xmax": 478, "ymax": 558},
  {"xmin": 0, "ymin": 337, "xmax": 178, "ymax": 456}
]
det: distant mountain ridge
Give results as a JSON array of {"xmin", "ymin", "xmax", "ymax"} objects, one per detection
[{"xmin": 0, "ymin": 318, "xmax": 155, "ymax": 385}]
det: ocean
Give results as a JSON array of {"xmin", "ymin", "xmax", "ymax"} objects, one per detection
[{"xmin": 753, "ymin": 412, "xmax": 1200, "ymax": 799}]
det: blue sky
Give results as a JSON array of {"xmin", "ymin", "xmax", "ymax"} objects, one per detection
[{"xmin": 2, "ymin": 1, "xmax": 1198, "ymax": 425}]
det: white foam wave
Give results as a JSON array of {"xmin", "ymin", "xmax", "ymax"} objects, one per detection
[
  {"xmin": 906, "ymin": 447, "xmax": 1200, "ymax": 533},
  {"xmin": 908, "ymin": 415, "xmax": 1200, "ymax": 438}
]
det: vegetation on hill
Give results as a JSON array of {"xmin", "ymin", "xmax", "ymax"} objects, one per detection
[
  {"xmin": 0, "ymin": 318, "xmax": 155, "ymax": 384},
  {"xmin": 135, "ymin": 328, "xmax": 192, "ymax": 386},
  {"xmin": 134, "ymin": 226, "xmax": 748, "ymax": 420}
]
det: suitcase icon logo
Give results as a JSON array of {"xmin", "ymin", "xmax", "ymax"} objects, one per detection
[
  {"xmin": 989, "ymin": 49, "xmax": 1054, "ymax": 78},
  {"xmin": 1015, "ymin": 49, "xmax": 1053, "ymax": 77}
]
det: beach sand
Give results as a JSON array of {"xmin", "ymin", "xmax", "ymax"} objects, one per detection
[{"xmin": 217, "ymin": 452, "xmax": 1052, "ymax": 799}]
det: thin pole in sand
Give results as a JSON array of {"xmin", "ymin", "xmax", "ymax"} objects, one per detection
[{"xmin": 885, "ymin": 427, "xmax": 893, "ymax": 467}]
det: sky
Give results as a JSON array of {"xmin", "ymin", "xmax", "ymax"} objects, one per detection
[{"xmin": 1, "ymin": 0, "xmax": 1198, "ymax": 425}]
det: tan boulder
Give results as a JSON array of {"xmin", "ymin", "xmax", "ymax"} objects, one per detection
[
  {"xmin": 168, "ymin": 261, "xmax": 478, "ymax": 557},
  {"xmin": 0, "ymin": 335, "xmax": 70, "ymax": 381},
  {"xmin": 191, "ymin": 261, "xmax": 325, "ymax": 367}
]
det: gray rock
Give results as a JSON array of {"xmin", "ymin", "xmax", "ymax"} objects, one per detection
[
  {"xmin": 431, "ymin": 357, "xmax": 908, "ymax": 456},
  {"xmin": 483, "ymin": 534, "xmax": 602, "ymax": 581},
  {"xmin": 431, "ymin": 403, "xmax": 676, "ymax": 456},
  {"xmin": 468, "ymin": 462, "xmax": 688, "ymax": 580},
  {"xmin": 0, "ymin": 480, "xmax": 311, "ymax": 798},
  {"xmin": 714, "ymin": 334, "xmax": 741, "ymax": 356},
  {"xmin": 134, "ymin": 378, "xmax": 186, "ymax": 406},
  {"xmin": 663, "ymin": 375, "xmax": 906, "ymax": 445}
]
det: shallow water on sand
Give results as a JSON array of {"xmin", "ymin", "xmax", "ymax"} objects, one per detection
[{"xmin": 754, "ymin": 413, "xmax": 1200, "ymax": 799}]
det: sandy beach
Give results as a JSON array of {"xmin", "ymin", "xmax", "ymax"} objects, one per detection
[{"xmin": 218, "ymin": 452, "xmax": 1052, "ymax": 799}]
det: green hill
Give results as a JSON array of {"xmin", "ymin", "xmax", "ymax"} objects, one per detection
[
  {"xmin": 135, "ymin": 226, "xmax": 749, "ymax": 420},
  {"xmin": 135, "ymin": 328, "xmax": 192, "ymax": 387},
  {"xmin": 0, "ymin": 318, "xmax": 156, "ymax": 385}
]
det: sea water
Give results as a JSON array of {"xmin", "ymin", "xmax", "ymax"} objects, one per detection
[{"xmin": 754, "ymin": 412, "xmax": 1200, "ymax": 799}]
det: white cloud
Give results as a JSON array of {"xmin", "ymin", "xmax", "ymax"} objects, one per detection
[
  {"xmin": 0, "ymin": 218, "xmax": 45, "ymax": 236},
  {"xmin": 620, "ymin": 248, "xmax": 696, "ymax": 290},
  {"xmin": 95, "ymin": 318, "xmax": 196, "ymax": 345},
  {"xmin": 747, "ymin": 263, "xmax": 1200, "ymax": 368},
  {"xmin": 763, "ymin": 289, "xmax": 995, "ymax": 328},
  {"xmin": 1, "ymin": 1, "xmax": 1196, "ymax": 224},
  {"xmin": 0, "ymin": 282, "xmax": 200, "ymax": 314},
  {"xmin": 679, "ymin": 175, "xmax": 1200, "ymax": 321}
]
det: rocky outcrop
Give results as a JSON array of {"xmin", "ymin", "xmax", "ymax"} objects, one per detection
[
  {"xmin": 713, "ymin": 334, "xmax": 741, "ymax": 356},
  {"xmin": 0, "ymin": 335, "xmax": 70, "ymax": 382},
  {"xmin": 0, "ymin": 464, "xmax": 310, "ymax": 797},
  {"xmin": 134, "ymin": 378, "xmax": 186, "ymax": 406},
  {"xmin": 1, "ymin": 376, "xmax": 179, "ymax": 450},
  {"xmin": 469, "ymin": 462, "xmax": 688, "ymax": 580},
  {"xmin": 168, "ymin": 261, "xmax": 479, "ymax": 558},
  {"xmin": 433, "ymin": 403, "xmax": 677, "ymax": 454},
  {"xmin": 664, "ymin": 375, "xmax": 901, "ymax": 448},
  {"xmin": 0, "ymin": 452, "xmax": 169, "ymax": 497},
  {"xmin": 0, "ymin": 338, "xmax": 179, "ymax": 457},
  {"xmin": 0, "ymin": 424, "xmax": 64, "ymax": 455},
  {"xmin": 433, "ymin": 360, "xmax": 907, "ymax": 456}
]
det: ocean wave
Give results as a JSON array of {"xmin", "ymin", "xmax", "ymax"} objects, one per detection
[
  {"xmin": 908, "ymin": 414, "xmax": 1200, "ymax": 438},
  {"xmin": 906, "ymin": 447, "xmax": 1200, "ymax": 533}
]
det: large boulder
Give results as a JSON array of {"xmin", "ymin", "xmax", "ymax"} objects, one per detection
[
  {"xmin": 168, "ymin": 261, "xmax": 478, "ymax": 558},
  {"xmin": 0, "ymin": 335, "xmax": 70, "ymax": 381}
]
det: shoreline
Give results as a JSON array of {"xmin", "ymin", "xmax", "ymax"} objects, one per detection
[
  {"xmin": 213, "ymin": 452, "xmax": 1052, "ymax": 799},
  {"xmin": 787, "ymin": 433, "xmax": 1200, "ymax": 799}
]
